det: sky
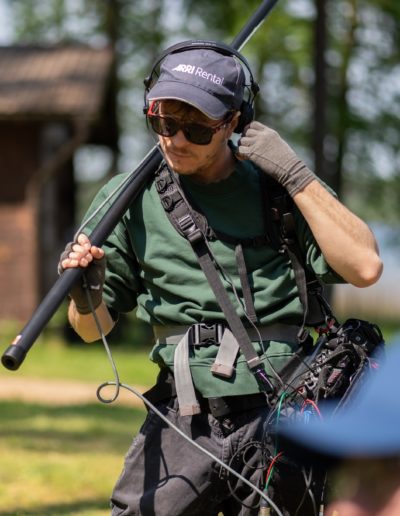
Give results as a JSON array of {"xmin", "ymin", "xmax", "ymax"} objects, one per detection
[{"xmin": 0, "ymin": 1, "xmax": 13, "ymax": 43}]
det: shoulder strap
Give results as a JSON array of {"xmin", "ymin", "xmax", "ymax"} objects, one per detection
[
  {"xmin": 260, "ymin": 172, "xmax": 336, "ymax": 337},
  {"xmin": 155, "ymin": 160, "xmax": 334, "ymax": 344},
  {"xmin": 158, "ymin": 165, "xmax": 264, "ymax": 322},
  {"xmin": 155, "ymin": 162, "xmax": 275, "ymax": 393}
]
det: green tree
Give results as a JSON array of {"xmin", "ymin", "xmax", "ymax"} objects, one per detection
[{"xmin": 5, "ymin": 0, "xmax": 400, "ymax": 224}]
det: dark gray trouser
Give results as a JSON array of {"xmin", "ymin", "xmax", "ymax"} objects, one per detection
[{"xmin": 110, "ymin": 398, "xmax": 322, "ymax": 516}]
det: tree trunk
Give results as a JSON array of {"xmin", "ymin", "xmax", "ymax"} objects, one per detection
[{"xmin": 313, "ymin": 0, "xmax": 328, "ymax": 184}]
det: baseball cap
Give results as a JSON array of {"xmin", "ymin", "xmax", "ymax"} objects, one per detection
[
  {"xmin": 278, "ymin": 341, "xmax": 400, "ymax": 457},
  {"xmin": 147, "ymin": 49, "xmax": 245, "ymax": 120}
]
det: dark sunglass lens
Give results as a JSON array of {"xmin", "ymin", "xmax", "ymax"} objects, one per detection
[
  {"xmin": 149, "ymin": 116, "xmax": 179, "ymax": 137},
  {"xmin": 184, "ymin": 123, "xmax": 213, "ymax": 145},
  {"xmin": 149, "ymin": 116, "xmax": 217, "ymax": 145},
  {"xmin": 148, "ymin": 116, "xmax": 162, "ymax": 134},
  {"xmin": 163, "ymin": 117, "xmax": 179, "ymax": 136}
]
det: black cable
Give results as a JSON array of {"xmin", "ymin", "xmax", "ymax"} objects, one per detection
[
  {"xmin": 80, "ymin": 234, "xmax": 374, "ymax": 516},
  {"xmin": 294, "ymin": 467, "xmax": 318, "ymax": 516},
  {"xmin": 225, "ymin": 440, "xmax": 268, "ymax": 510}
]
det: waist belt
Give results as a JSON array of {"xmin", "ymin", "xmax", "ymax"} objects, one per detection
[
  {"xmin": 204, "ymin": 392, "xmax": 267, "ymax": 418},
  {"xmin": 153, "ymin": 323, "xmax": 300, "ymax": 417},
  {"xmin": 143, "ymin": 368, "xmax": 268, "ymax": 418}
]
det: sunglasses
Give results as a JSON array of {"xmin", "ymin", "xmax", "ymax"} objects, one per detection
[{"xmin": 147, "ymin": 113, "xmax": 231, "ymax": 145}]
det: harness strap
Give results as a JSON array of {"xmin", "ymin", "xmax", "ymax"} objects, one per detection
[
  {"xmin": 155, "ymin": 163, "xmax": 270, "ymax": 379},
  {"xmin": 190, "ymin": 241, "xmax": 268, "ymax": 375},
  {"xmin": 173, "ymin": 330, "xmax": 201, "ymax": 416},
  {"xmin": 210, "ymin": 327, "xmax": 239, "ymax": 378},
  {"xmin": 283, "ymin": 243, "xmax": 309, "ymax": 342},
  {"xmin": 156, "ymin": 163, "xmax": 266, "ymax": 326},
  {"xmin": 154, "ymin": 322, "xmax": 300, "ymax": 415},
  {"xmin": 260, "ymin": 172, "xmax": 335, "ymax": 332},
  {"xmin": 235, "ymin": 243, "xmax": 257, "ymax": 323}
]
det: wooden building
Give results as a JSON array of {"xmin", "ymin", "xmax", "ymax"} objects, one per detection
[{"xmin": 0, "ymin": 44, "xmax": 117, "ymax": 322}]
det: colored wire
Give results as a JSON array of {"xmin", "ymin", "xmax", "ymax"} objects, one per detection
[
  {"xmin": 264, "ymin": 451, "xmax": 283, "ymax": 488},
  {"xmin": 301, "ymin": 399, "xmax": 323, "ymax": 420}
]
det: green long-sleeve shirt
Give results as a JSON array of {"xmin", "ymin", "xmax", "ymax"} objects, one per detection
[{"xmin": 82, "ymin": 156, "xmax": 343, "ymax": 396}]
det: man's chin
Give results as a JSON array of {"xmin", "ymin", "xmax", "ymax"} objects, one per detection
[{"xmin": 165, "ymin": 157, "xmax": 194, "ymax": 175}]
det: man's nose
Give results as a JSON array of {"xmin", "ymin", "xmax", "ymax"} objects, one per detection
[{"xmin": 169, "ymin": 129, "xmax": 188, "ymax": 146}]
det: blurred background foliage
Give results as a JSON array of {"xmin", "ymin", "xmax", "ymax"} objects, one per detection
[
  {"xmin": 4, "ymin": 0, "xmax": 400, "ymax": 221},
  {"xmin": 1, "ymin": 0, "xmax": 399, "ymax": 341}
]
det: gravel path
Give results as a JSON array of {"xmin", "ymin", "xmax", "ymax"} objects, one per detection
[{"xmin": 0, "ymin": 376, "xmax": 147, "ymax": 406}]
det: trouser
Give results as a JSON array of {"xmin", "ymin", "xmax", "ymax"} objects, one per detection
[{"xmin": 110, "ymin": 396, "xmax": 325, "ymax": 516}]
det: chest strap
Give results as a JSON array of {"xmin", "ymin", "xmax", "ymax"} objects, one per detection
[
  {"xmin": 155, "ymin": 163, "xmax": 276, "ymax": 401},
  {"xmin": 155, "ymin": 163, "xmax": 270, "ymax": 325},
  {"xmin": 153, "ymin": 323, "xmax": 300, "ymax": 416}
]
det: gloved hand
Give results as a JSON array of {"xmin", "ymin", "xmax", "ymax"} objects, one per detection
[
  {"xmin": 237, "ymin": 121, "xmax": 316, "ymax": 197},
  {"xmin": 58, "ymin": 234, "xmax": 106, "ymax": 314}
]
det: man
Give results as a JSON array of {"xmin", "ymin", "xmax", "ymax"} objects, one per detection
[
  {"xmin": 278, "ymin": 340, "xmax": 400, "ymax": 516},
  {"xmin": 59, "ymin": 44, "xmax": 383, "ymax": 515}
]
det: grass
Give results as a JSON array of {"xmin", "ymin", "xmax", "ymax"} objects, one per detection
[
  {"xmin": 0, "ymin": 400, "xmax": 146, "ymax": 515},
  {"xmin": 1, "ymin": 338, "xmax": 158, "ymax": 386},
  {"xmin": 0, "ymin": 319, "xmax": 154, "ymax": 515},
  {"xmin": 0, "ymin": 314, "xmax": 158, "ymax": 386},
  {"xmin": 0, "ymin": 314, "xmax": 399, "ymax": 515}
]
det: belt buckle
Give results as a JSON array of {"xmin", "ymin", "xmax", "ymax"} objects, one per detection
[{"xmin": 191, "ymin": 323, "xmax": 224, "ymax": 346}]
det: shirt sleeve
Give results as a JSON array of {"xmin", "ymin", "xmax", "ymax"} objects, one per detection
[{"xmin": 79, "ymin": 176, "xmax": 142, "ymax": 313}]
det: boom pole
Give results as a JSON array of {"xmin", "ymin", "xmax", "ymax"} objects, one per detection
[{"xmin": 2, "ymin": 0, "xmax": 280, "ymax": 371}]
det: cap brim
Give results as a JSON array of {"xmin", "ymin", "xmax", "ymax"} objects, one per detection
[{"xmin": 147, "ymin": 81, "xmax": 229, "ymax": 120}]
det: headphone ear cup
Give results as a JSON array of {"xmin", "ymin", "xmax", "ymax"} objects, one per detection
[
  {"xmin": 143, "ymin": 75, "xmax": 153, "ymax": 114},
  {"xmin": 234, "ymin": 101, "xmax": 254, "ymax": 134}
]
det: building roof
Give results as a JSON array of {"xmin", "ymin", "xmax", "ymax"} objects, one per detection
[{"xmin": 0, "ymin": 44, "xmax": 114, "ymax": 121}]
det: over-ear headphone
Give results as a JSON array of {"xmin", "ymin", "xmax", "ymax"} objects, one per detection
[{"xmin": 143, "ymin": 40, "xmax": 260, "ymax": 134}]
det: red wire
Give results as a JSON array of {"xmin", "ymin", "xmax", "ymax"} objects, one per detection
[
  {"xmin": 301, "ymin": 399, "xmax": 323, "ymax": 419},
  {"xmin": 315, "ymin": 318, "xmax": 336, "ymax": 334},
  {"xmin": 265, "ymin": 451, "xmax": 284, "ymax": 484}
]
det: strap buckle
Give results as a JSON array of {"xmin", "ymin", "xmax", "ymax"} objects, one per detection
[
  {"xmin": 178, "ymin": 214, "xmax": 203, "ymax": 243},
  {"xmin": 190, "ymin": 323, "xmax": 224, "ymax": 346},
  {"xmin": 306, "ymin": 279, "xmax": 323, "ymax": 295}
]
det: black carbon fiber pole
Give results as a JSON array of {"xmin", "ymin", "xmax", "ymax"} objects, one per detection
[
  {"xmin": 2, "ymin": 0, "xmax": 279, "ymax": 371},
  {"xmin": 231, "ymin": 0, "xmax": 279, "ymax": 51},
  {"xmin": 1, "ymin": 146, "xmax": 162, "ymax": 370}
]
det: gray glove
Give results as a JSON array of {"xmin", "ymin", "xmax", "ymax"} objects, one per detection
[
  {"xmin": 58, "ymin": 241, "xmax": 106, "ymax": 314},
  {"xmin": 238, "ymin": 121, "xmax": 316, "ymax": 197}
]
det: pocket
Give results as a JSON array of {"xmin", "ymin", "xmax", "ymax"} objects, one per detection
[{"xmin": 123, "ymin": 408, "xmax": 160, "ymax": 461}]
